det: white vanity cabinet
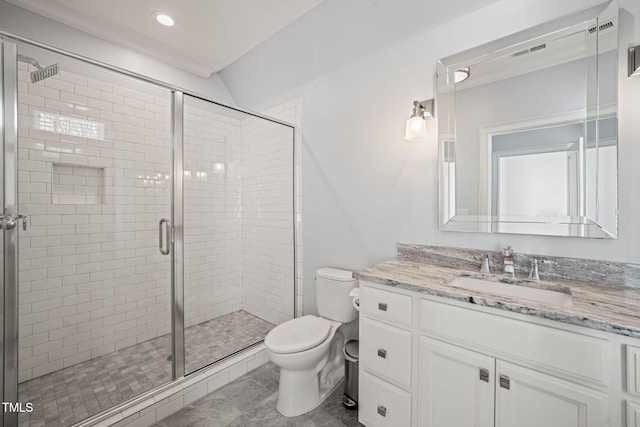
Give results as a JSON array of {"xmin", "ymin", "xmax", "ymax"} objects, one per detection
[
  {"xmin": 359, "ymin": 285, "xmax": 414, "ymax": 427},
  {"xmin": 419, "ymin": 336, "xmax": 495, "ymax": 427},
  {"xmin": 625, "ymin": 346, "xmax": 640, "ymax": 427},
  {"xmin": 418, "ymin": 336, "xmax": 607, "ymax": 427},
  {"xmin": 493, "ymin": 360, "xmax": 606, "ymax": 427},
  {"xmin": 358, "ymin": 280, "xmax": 637, "ymax": 427}
]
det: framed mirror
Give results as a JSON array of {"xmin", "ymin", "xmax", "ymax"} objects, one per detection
[{"xmin": 437, "ymin": 0, "xmax": 618, "ymax": 238}]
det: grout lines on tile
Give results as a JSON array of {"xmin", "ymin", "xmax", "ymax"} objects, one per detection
[{"xmin": 18, "ymin": 310, "xmax": 274, "ymax": 427}]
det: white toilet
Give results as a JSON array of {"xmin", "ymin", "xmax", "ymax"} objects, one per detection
[{"xmin": 265, "ymin": 268, "xmax": 358, "ymax": 417}]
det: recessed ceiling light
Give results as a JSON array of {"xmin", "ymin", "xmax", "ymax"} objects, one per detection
[
  {"xmin": 154, "ymin": 12, "xmax": 175, "ymax": 27},
  {"xmin": 454, "ymin": 67, "xmax": 470, "ymax": 83}
]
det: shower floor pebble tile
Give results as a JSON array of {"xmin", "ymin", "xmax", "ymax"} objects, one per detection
[
  {"xmin": 18, "ymin": 311, "xmax": 274, "ymax": 427},
  {"xmin": 154, "ymin": 362, "xmax": 363, "ymax": 427}
]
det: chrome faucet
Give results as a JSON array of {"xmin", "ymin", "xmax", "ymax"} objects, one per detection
[
  {"xmin": 480, "ymin": 254, "xmax": 491, "ymax": 273},
  {"xmin": 528, "ymin": 259, "xmax": 540, "ymax": 281},
  {"xmin": 502, "ymin": 246, "xmax": 514, "ymax": 276}
]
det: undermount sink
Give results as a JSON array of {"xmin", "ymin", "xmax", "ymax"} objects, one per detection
[{"xmin": 449, "ymin": 276, "xmax": 573, "ymax": 307}]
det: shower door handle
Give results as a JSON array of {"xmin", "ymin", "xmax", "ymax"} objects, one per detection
[
  {"xmin": 159, "ymin": 218, "xmax": 171, "ymax": 255},
  {"xmin": 0, "ymin": 214, "xmax": 28, "ymax": 231}
]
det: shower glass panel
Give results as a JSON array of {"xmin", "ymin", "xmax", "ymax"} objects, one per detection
[
  {"xmin": 15, "ymin": 43, "xmax": 173, "ymax": 426},
  {"xmin": 183, "ymin": 95, "xmax": 294, "ymax": 374}
]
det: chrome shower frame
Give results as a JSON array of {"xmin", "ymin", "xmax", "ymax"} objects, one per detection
[{"xmin": 1, "ymin": 38, "xmax": 19, "ymax": 427}]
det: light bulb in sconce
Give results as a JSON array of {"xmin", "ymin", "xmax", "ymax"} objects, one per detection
[
  {"xmin": 405, "ymin": 116, "xmax": 426, "ymax": 141},
  {"xmin": 404, "ymin": 99, "xmax": 434, "ymax": 142}
]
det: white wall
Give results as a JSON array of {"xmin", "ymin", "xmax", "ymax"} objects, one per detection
[
  {"xmin": 221, "ymin": 0, "xmax": 640, "ymax": 315},
  {"xmin": 0, "ymin": 0, "xmax": 236, "ymax": 104}
]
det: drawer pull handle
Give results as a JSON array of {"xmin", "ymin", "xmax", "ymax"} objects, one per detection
[
  {"xmin": 377, "ymin": 348, "xmax": 387, "ymax": 359},
  {"xmin": 378, "ymin": 302, "xmax": 388, "ymax": 311},
  {"xmin": 479, "ymin": 368, "xmax": 489, "ymax": 383},
  {"xmin": 377, "ymin": 405, "xmax": 387, "ymax": 417},
  {"xmin": 499, "ymin": 375, "xmax": 510, "ymax": 390}
]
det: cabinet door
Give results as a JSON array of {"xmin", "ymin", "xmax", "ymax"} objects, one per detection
[
  {"xmin": 495, "ymin": 360, "xmax": 607, "ymax": 427},
  {"xmin": 418, "ymin": 336, "xmax": 495, "ymax": 427}
]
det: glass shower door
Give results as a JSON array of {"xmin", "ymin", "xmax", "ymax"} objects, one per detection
[
  {"xmin": 14, "ymin": 42, "xmax": 174, "ymax": 426},
  {"xmin": 182, "ymin": 95, "xmax": 251, "ymax": 374},
  {"xmin": 182, "ymin": 94, "xmax": 294, "ymax": 374}
]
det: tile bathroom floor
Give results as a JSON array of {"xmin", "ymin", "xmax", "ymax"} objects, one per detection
[
  {"xmin": 154, "ymin": 362, "xmax": 363, "ymax": 427},
  {"xmin": 18, "ymin": 311, "xmax": 274, "ymax": 427}
]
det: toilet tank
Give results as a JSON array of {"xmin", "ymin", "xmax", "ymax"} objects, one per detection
[{"xmin": 316, "ymin": 268, "xmax": 358, "ymax": 323}]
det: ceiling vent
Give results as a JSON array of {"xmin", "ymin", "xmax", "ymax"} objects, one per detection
[
  {"xmin": 588, "ymin": 20, "xmax": 614, "ymax": 34},
  {"xmin": 510, "ymin": 43, "xmax": 547, "ymax": 59},
  {"xmin": 529, "ymin": 43, "xmax": 547, "ymax": 53}
]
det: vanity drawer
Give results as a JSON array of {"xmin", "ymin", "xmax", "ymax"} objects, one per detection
[
  {"xmin": 420, "ymin": 298, "xmax": 608, "ymax": 386},
  {"xmin": 361, "ymin": 283, "xmax": 412, "ymax": 328},
  {"xmin": 360, "ymin": 371, "xmax": 411, "ymax": 427},
  {"xmin": 360, "ymin": 316, "xmax": 412, "ymax": 389},
  {"xmin": 627, "ymin": 346, "xmax": 640, "ymax": 396}
]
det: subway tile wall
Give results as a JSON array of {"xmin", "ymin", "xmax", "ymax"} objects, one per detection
[
  {"xmin": 269, "ymin": 99, "xmax": 303, "ymax": 319},
  {"xmin": 16, "ymin": 62, "xmax": 296, "ymax": 383},
  {"xmin": 183, "ymin": 100, "xmax": 243, "ymax": 329},
  {"xmin": 240, "ymin": 104, "xmax": 296, "ymax": 325},
  {"xmin": 258, "ymin": 100, "xmax": 303, "ymax": 318}
]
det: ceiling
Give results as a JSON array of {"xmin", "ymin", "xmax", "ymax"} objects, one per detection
[{"xmin": 7, "ymin": 0, "xmax": 324, "ymax": 77}]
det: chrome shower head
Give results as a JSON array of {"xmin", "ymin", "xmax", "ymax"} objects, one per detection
[
  {"xmin": 17, "ymin": 54, "xmax": 59, "ymax": 83},
  {"xmin": 30, "ymin": 63, "xmax": 59, "ymax": 83}
]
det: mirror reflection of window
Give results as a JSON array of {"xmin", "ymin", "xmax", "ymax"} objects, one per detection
[
  {"xmin": 487, "ymin": 116, "xmax": 617, "ymax": 235},
  {"xmin": 491, "ymin": 122, "xmax": 583, "ymax": 222},
  {"xmin": 497, "ymin": 151, "xmax": 571, "ymax": 217}
]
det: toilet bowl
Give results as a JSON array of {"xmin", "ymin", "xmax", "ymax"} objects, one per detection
[
  {"xmin": 266, "ymin": 315, "xmax": 344, "ymax": 416},
  {"xmin": 265, "ymin": 268, "xmax": 358, "ymax": 417}
]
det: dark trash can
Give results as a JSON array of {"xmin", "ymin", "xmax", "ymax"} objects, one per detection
[{"xmin": 343, "ymin": 340, "xmax": 359, "ymax": 409}]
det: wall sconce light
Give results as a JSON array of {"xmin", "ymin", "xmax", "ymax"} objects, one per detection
[
  {"xmin": 629, "ymin": 45, "xmax": 640, "ymax": 77},
  {"xmin": 404, "ymin": 99, "xmax": 434, "ymax": 142}
]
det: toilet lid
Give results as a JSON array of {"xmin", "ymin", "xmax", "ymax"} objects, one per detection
[{"xmin": 265, "ymin": 315, "xmax": 332, "ymax": 354}]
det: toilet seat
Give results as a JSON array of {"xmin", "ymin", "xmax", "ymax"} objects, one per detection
[{"xmin": 265, "ymin": 315, "xmax": 331, "ymax": 354}]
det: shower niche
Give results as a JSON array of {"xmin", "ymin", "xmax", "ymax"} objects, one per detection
[{"xmin": 51, "ymin": 164, "xmax": 105, "ymax": 204}]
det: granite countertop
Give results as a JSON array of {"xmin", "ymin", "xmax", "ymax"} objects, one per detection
[{"xmin": 355, "ymin": 258, "xmax": 640, "ymax": 339}]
